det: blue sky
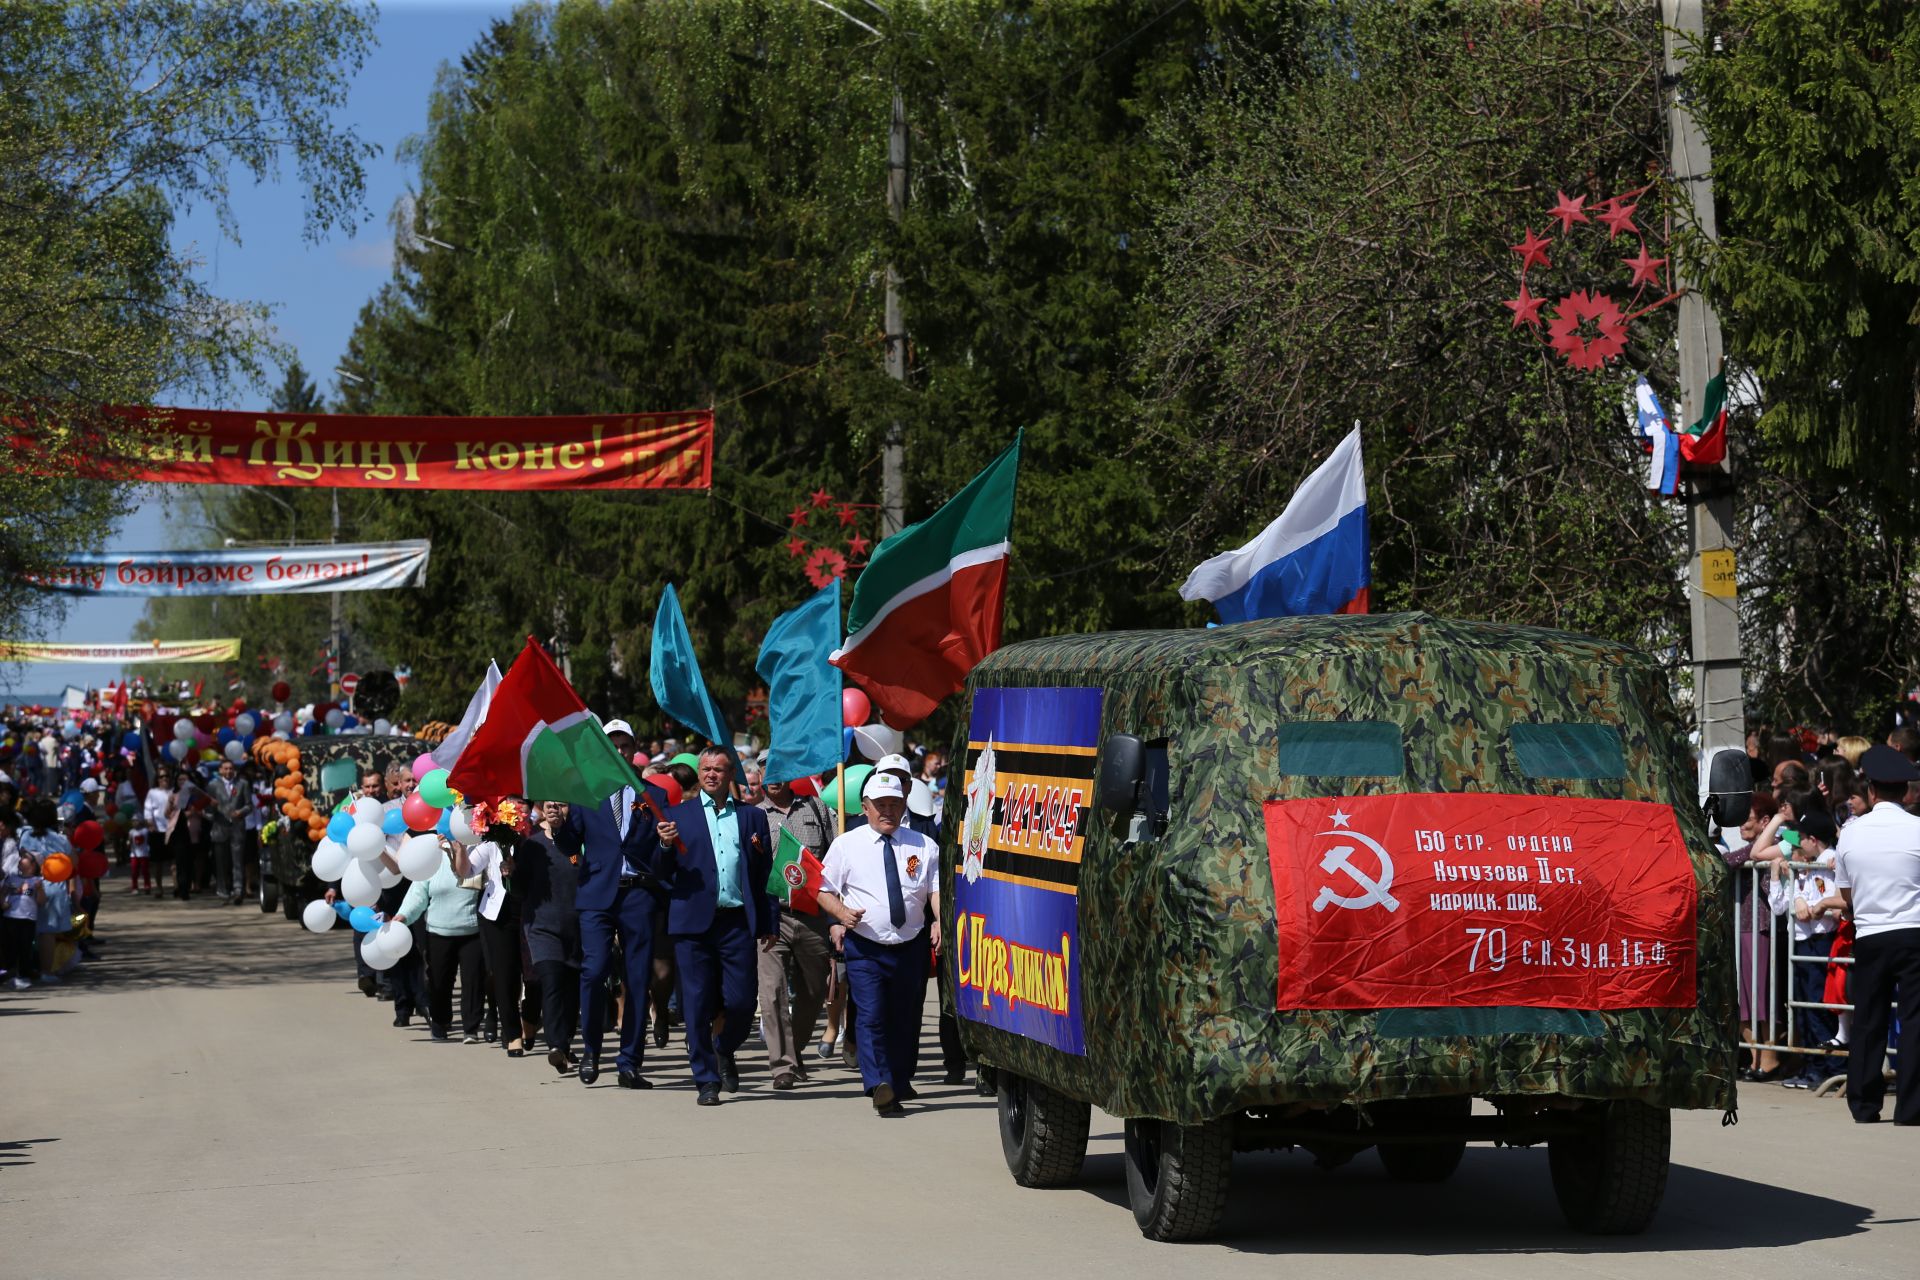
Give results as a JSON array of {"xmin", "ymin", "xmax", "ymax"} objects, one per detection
[{"xmin": 11, "ymin": 1, "xmax": 517, "ymax": 699}]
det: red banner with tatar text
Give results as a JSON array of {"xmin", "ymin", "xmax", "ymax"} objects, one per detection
[
  {"xmin": 1265, "ymin": 793, "xmax": 1696, "ymax": 1010},
  {"xmin": 86, "ymin": 406, "xmax": 711, "ymax": 491}
]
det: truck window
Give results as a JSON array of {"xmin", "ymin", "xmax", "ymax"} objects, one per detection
[
  {"xmin": 1275, "ymin": 720, "xmax": 1404, "ymax": 777},
  {"xmin": 1509, "ymin": 722, "xmax": 1625, "ymax": 780}
]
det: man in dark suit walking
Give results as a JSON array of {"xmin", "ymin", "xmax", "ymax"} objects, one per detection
[
  {"xmin": 656, "ymin": 746, "xmax": 776, "ymax": 1106},
  {"xmin": 560, "ymin": 719, "xmax": 666, "ymax": 1089},
  {"xmin": 205, "ymin": 758, "xmax": 250, "ymax": 906}
]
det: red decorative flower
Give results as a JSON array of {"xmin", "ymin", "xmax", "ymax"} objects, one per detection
[
  {"xmin": 804, "ymin": 546, "xmax": 847, "ymax": 588},
  {"xmin": 1544, "ymin": 290, "xmax": 1627, "ymax": 371}
]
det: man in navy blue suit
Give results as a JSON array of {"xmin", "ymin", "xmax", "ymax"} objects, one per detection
[
  {"xmin": 559, "ymin": 719, "xmax": 665, "ymax": 1089},
  {"xmin": 656, "ymin": 745, "xmax": 776, "ymax": 1106}
]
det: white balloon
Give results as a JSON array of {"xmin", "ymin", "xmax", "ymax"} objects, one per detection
[
  {"xmin": 373, "ymin": 718, "xmax": 392, "ymax": 735},
  {"xmin": 295, "ymin": 706, "xmax": 313, "ymax": 725},
  {"xmin": 310, "ymin": 838, "xmax": 352, "ymax": 882},
  {"xmin": 345, "ymin": 822, "xmax": 385, "ymax": 862},
  {"xmin": 449, "ymin": 806, "xmax": 477, "ymax": 844},
  {"xmin": 61, "ymin": 720, "xmax": 81, "ymax": 740},
  {"xmin": 167, "ymin": 739, "xmax": 191, "ymax": 762},
  {"xmin": 324, "ymin": 708, "xmax": 345, "ymax": 730},
  {"xmin": 233, "ymin": 713, "xmax": 256, "ymax": 736},
  {"xmin": 376, "ymin": 863, "xmax": 401, "ymax": 889},
  {"xmin": 223, "ymin": 740, "xmax": 246, "ymax": 763},
  {"xmin": 360, "ymin": 933, "xmax": 399, "ymax": 970},
  {"xmin": 172, "ymin": 719, "xmax": 197, "ymax": 741},
  {"xmin": 375, "ymin": 919, "xmax": 413, "ymax": 960},
  {"xmin": 351, "ymin": 797, "xmax": 383, "ymax": 826},
  {"xmin": 272, "ymin": 730, "xmax": 290, "ymax": 741},
  {"xmin": 396, "ymin": 834, "xmax": 444, "ymax": 882},
  {"xmin": 274, "ymin": 713, "xmax": 293, "ymax": 733},
  {"xmin": 301, "ymin": 899, "xmax": 337, "ymax": 934},
  {"xmin": 339, "ymin": 858, "xmax": 381, "ymax": 906}
]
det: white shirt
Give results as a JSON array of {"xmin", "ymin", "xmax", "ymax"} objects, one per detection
[
  {"xmin": 143, "ymin": 786, "xmax": 177, "ymax": 838},
  {"xmin": 1767, "ymin": 849, "xmax": 1841, "ymax": 941},
  {"xmin": 820, "ymin": 823, "xmax": 938, "ymax": 946},
  {"xmin": 1834, "ymin": 802, "xmax": 1920, "ymax": 938},
  {"xmin": 467, "ymin": 840, "xmax": 511, "ymax": 922}
]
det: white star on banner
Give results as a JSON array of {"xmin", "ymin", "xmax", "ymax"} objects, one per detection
[{"xmin": 1329, "ymin": 808, "xmax": 1352, "ymax": 828}]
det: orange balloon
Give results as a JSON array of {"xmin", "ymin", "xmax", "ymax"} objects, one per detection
[{"xmin": 40, "ymin": 852, "xmax": 74, "ymax": 882}]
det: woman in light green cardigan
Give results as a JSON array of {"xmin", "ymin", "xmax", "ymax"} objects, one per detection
[{"xmin": 392, "ymin": 839, "xmax": 482, "ymax": 1042}]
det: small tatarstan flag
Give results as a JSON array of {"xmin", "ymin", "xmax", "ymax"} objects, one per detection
[{"xmin": 766, "ymin": 824, "xmax": 824, "ymax": 915}]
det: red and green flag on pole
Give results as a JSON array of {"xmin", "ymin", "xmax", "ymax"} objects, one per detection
[
  {"xmin": 766, "ymin": 825, "xmax": 825, "ymax": 915},
  {"xmin": 448, "ymin": 636, "xmax": 640, "ymax": 808},
  {"xmin": 830, "ymin": 433, "xmax": 1021, "ymax": 729},
  {"xmin": 1678, "ymin": 370, "xmax": 1727, "ymax": 466}
]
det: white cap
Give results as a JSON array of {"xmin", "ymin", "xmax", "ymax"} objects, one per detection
[
  {"xmin": 863, "ymin": 772, "xmax": 905, "ymax": 800},
  {"xmin": 79, "ymin": 778, "xmax": 101, "ymax": 792},
  {"xmin": 602, "ymin": 719, "xmax": 635, "ymax": 738},
  {"xmin": 874, "ymin": 753, "xmax": 912, "ymax": 778}
]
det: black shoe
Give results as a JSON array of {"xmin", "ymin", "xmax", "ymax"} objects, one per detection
[
  {"xmin": 943, "ymin": 1068, "xmax": 967, "ymax": 1086},
  {"xmin": 871, "ymin": 1081, "xmax": 896, "ymax": 1111},
  {"xmin": 896, "ymin": 1084, "xmax": 919, "ymax": 1102},
  {"xmin": 392, "ymin": 1010, "xmax": 410, "ymax": 1028},
  {"xmin": 617, "ymin": 1070, "xmax": 653, "ymax": 1090},
  {"xmin": 548, "ymin": 1047, "xmax": 573, "ymax": 1076},
  {"xmin": 877, "ymin": 1101, "xmax": 907, "ymax": 1117},
  {"xmin": 719, "ymin": 1053, "xmax": 740, "ymax": 1093},
  {"xmin": 653, "ymin": 1018, "xmax": 669, "ymax": 1049},
  {"xmin": 696, "ymin": 1085, "xmax": 721, "ymax": 1106},
  {"xmin": 376, "ymin": 989, "xmax": 393, "ymax": 1002},
  {"xmin": 429, "ymin": 1024, "xmax": 450, "ymax": 1042},
  {"xmin": 579, "ymin": 1058, "xmax": 601, "ymax": 1086},
  {"xmin": 358, "ymin": 975, "xmax": 378, "ymax": 998}
]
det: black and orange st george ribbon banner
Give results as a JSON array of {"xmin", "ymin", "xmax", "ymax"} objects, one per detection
[{"xmin": 87, "ymin": 406, "xmax": 712, "ymax": 491}]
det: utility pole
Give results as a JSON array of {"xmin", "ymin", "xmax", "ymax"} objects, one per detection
[
  {"xmin": 1663, "ymin": 0, "xmax": 1741, "ymax": 760},
  {"xmin": 329, "ymin": 489, "xmax": 343, "ymax": 701},
  {"xmin": 881, "ymin": 88, "xmax": 907, "ymax": 538}
]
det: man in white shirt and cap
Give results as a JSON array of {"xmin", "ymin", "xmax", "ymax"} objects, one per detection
[
  {"xmin": 1835, "ymin": 744, "xmax": 1920, "ymax": 1125},
  {"xmin": 817, "ymin": 771, "xmax": 939, "ymax": 1116}
]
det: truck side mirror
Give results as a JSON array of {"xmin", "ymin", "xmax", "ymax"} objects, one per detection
[
  {"xmin": 1701, "ymin": 745, "xmax": 1751, "ymax": 830},
  {"xmin": 1094, "ymin": 733, "xmax": 1146, "ymax": 817}
]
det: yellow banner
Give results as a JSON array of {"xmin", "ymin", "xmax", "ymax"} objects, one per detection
[{"xmin": 0, "ymin": 639, "xmax": 241, "ymax": 664}]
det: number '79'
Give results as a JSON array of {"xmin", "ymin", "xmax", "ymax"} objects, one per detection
[{"xmin": 1466, "ymin": 926, "xmax": 1508, "ymax": 973}]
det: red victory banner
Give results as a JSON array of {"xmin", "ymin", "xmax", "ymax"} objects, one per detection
[
  {"xmin": 1264, "ymin": 793, "xmax": 1697, "ymax": 1011},
  {"xmin": 92, "ymin": 406, "xmax": 711, "ymax": 491}
]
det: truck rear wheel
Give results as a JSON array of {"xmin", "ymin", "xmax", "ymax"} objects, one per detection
[
  {"xmin": 1376, "ymin": 1095, "xmax": 1470, "ymax": 1183},
  {"xmin": 997, "ymin": 1072, "xmax": 1090, "ymax": 1187},
  {"xmin": 1124, "ymin": 1115, "xmax": 1232, "ymax": 1242},
  {"xmin": 1548, "ymin": 1101, "xmax": 1670, "ymax": 1234},
  {"xmin": 259, "ymin": 875, "xmax": 280, "ymax": 915}
]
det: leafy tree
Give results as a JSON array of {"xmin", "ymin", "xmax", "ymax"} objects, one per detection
[{"xmin": 0, "ymin": 1, "xmax": 375, "ymax": 645}]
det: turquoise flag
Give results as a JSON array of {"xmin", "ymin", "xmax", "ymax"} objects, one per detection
[
  {"xmin": 755, "ymin": 579, "xmax": 843, "ymax": 784},
  {"xmin": 650, "ymin": 584, "xmax": 738, "ymax": 773}
]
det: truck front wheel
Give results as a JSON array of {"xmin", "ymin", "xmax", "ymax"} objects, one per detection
[
  {"xmin": 997, "ymin": 1072, "xmax": 1090, "ymax": 1187},
  {"xmin": 1548, "ymin": 1101, "xmax": 1670, "ymax": 1234},
  {"xmin": 1123, "ymin": 1115, "xmax": 1232, "ymax": 1242}
]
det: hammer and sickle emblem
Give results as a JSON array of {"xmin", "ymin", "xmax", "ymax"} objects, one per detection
[{"xmin": 1311, "ymin": 828, "xmax": 1400, "ymax": 913}]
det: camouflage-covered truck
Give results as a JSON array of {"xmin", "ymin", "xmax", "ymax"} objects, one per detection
[
  {"xmin": 263, "ymin": 734, "xmax": 421, "ymax": 920},
  {"xmin": 942, "ymin": 613, "xmax": 1741, "ymax": 1242}
]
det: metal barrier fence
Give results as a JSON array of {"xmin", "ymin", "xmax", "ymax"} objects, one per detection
[{"xmin": 1733, "ymin": 859, "xmax": 1897, "ymax": 1091}]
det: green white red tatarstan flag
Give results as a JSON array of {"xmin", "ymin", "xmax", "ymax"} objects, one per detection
[
  {"xmin": 830, "ymin": 433, "xmax": 1021, "ymax": 729},
  {"xmin": 766, "ymin": 825, "xmax": 824, "ymax": 915},
  {"xmin": 447, "ymin": 636, "xmax": 640, "ymax": 808}
]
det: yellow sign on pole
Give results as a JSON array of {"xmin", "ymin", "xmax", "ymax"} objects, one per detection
[{"xmin": 1700, "ymin": 549, "xmax": 1737, "ymax": 598}]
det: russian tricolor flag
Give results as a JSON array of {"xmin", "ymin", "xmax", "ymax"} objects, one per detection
[
  {"xmin": 1636, "ymin": 376, "xmax": 1679, "ymax": 496},
  {"xmin": 1180, "ymin": 427, "xmax": 1370, "ymax": 623}
]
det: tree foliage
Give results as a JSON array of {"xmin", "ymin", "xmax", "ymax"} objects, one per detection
[{"xmin": 0, "ymin": 1, "xmax": 374, "ymax": 642}]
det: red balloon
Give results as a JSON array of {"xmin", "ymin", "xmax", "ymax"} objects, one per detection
[
  {"xmin": 70, "ymin": 820, "xmax": 105, "ymax": 851},
  {"xmin": 400, "ymin": 792, "xmax": 442, "ymax": 832},
  {"xmin": 77, "ymin": 850, "xmax": 108, "ymax": 880},
  {"xmin": 841, "ymin": 687, "xmax": 871, "ymax": 728},
  {"xmin": 271, "ymin": 680, "xmax": 292, "ymax": 703}
]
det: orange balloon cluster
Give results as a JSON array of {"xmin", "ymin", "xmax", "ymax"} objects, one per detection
[{"xmin": 254, "ymin": 738, "xmax": 324, "ymax": 843}]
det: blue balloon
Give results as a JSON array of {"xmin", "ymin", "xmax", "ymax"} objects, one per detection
[
  {"xmin": 216, "ymin": 726, "xmax": 236, "ymax": 745},
  {"xmin": 62, "ymin": 789, "xmax": 85, "ymax": 809},
  {"xmin": 381, "ymin": 807, "xmax": 406, "ymax": 836},
  {"xmin": 348, "ymin": 906, "xmax": 379, "ymax": 933},
  {"xmin": 843, "ymin": 726, "xmax": 857, "ymax": 755},
  {"xmin": 332, "ymin": 900, "xmax": 353, "ymax": 920},
  {"xmin": 326, "ymin": 812, "xmax": 354, "ymax": 843},
  {"xmin": 435, "ymin": 808, "xmax": 453, "ymax": 837},
  {"xmin": 340, "ymin": 714, "xmax": 358, "ymax": 730},
  {"xmin": 121, "ymin": 731, "xmax": 142, "ymax": 753},
  {"xmin": 303, "ymin": 720, "xmax": 323, "ymax": 736}
]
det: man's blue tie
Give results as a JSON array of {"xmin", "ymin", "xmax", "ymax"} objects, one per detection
[{"xmin": 882, "ymin": 833, "xmax": 906, "ymax": 928}]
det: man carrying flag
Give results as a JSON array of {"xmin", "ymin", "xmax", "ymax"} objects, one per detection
[
  {"xmin": 756, "ymin": 776, "xmax": 834, "ymax": 1090},
  {"xmin": 1180, "ymin": 426, "xmax": 1371, "ymax": 621}
]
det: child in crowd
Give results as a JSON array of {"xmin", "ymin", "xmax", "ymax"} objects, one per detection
[
  {"xmin": 36, "ymin": 862, "xmax": 74, "ymax": 983},
  {"xmin": 1767, "ymin": 810, "xmax": 1845, "ymax": 1087},
  {"xmin": 127, "ymin": 823, "xmax": 151, "ymax": 894},
  {"xmin": 4, "ymin": 850, "xmax": 43, "ymax": 989}
]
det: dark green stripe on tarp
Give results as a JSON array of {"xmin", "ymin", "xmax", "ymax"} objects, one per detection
[
  {"xmin": 1276, "ymin": 720, "xmax": 1404, "ymax": 777},
  {"xmin": 1509, "ymin": 722, "xmax": 1625, "ymax": 780},
  {"xmin": 1374, "ymin": 1007, "xmax": 1605, "ymax": 1038}
]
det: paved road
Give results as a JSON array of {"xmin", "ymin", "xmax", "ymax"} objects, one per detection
[{"xmin": 2, "ymin": 890, "xmax": 1916, "ymax": 1279}]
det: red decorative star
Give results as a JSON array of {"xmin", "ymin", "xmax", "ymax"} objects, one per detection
[
  {"xmin": 1622, "ymin": 245, "xmax": 1667, "ymax": 290},
  {"xmin": 1547, "ymin": 189, "xmax": 1589, "ymax": 234},
  {"xmin": 836, "ymin": 503, "xmax": 858, "ymax": 528},
  {"xmin": 1544, "ymin": 290, "xmax": 1627, "ymax": 371},
  {"xmin": 1504, "ymin": 285, "xmax": 1546, "ymax": 329},
  {"xmin": 846, "ymin": 533, "xmax": 871, "ymax": 558},
  {"xmin": 1597, "ymin": 197, "xmax": 1640, "ymax": 241},
  {"xmin": 786, "ymin": 505, "xmax": 809, "ymax": 528},
  {"xmin": 1509, "ymin": 228, "xmax": 1553, "ymax": 272},
  {"xmin": 786, "ymin": 537, "xmax": 807, "ymax": 559},
  {"xmin": 808, "ymin": 488, "xmax": 834, "ymax": 509},
  {"xmin": 804, "ymin": 546, "xmax": 848, "ymax": 589}
]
